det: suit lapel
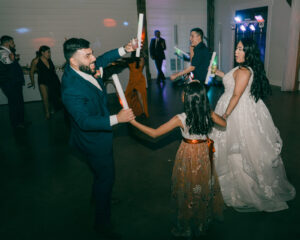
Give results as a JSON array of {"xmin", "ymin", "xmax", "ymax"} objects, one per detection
[{"xmin": 64, "ymin": 65, "xmax": 107, "ymax": 102}]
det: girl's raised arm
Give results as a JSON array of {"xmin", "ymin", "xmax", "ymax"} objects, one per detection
[{"xmin": 130, "ymin": 116, "xmax": 183, "ymax": 138}]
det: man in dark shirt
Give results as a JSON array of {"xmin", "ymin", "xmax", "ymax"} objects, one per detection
[{"xmin": 170, "ymin": 28, "xmax": 210, "ymax": 85}]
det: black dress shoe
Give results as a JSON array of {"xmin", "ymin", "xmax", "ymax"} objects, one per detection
[{"xmin": 95, "ymin": 225, "xmax": 122, "ymax": 240}]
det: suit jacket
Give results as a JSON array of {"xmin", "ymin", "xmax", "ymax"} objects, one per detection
[
  {"xmin": 0, "ymin": 47, "xmax": 24, "ymax": 85},
  {"xmin": 61, "ymin": 48, "xmax": 121, "ymax": 157},
  {"xmin": 149, "ymin": 37, "xmax": 166, "ymax": 60}
]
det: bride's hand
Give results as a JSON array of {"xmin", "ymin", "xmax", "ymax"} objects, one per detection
[{"xmin": 215, "ymin": 69, "xmax": 225, "ymax": 78}]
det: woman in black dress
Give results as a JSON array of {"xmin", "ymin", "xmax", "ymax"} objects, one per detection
[{"xmin": 30, "ymin": 46, "xmax": 62, "ymax": 119}]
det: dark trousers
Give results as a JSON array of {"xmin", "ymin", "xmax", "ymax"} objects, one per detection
[
  {"xmin": 154, "ymin": 58, "xmax": 165, "ymax": 81},
  {"xmin": 0, "ymin": 80, "xmax": 24, "ymax": 127},
  {"xmin": 87, "ymin": 152, "xmax": 115, "ymax": 227}
]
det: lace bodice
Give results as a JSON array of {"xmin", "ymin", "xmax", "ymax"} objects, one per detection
[{"xmin": 177, "ymin": 113, "xmax": 206, "ymax": 140}]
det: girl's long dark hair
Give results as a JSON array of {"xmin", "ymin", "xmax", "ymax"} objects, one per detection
[
  {"xmin": 238, "ymin": 38, "xmax": 271, "ymax": 102},
  {"xmin": 184, "ymin": 82, "xmax": 213, "ymax": 135}
]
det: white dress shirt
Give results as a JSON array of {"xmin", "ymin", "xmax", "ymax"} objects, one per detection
[{"xmin": 0, "ymin": 46, "xmax": 13, "ymax": 64}]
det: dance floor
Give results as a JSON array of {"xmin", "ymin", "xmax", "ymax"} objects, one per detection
[{"xmin": 0, "ymin": 79, "xmax": 299, "ymax": 240}]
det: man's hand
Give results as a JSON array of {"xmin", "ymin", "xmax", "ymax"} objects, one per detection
[
  {"xmin": 117, "ymin": 108, "xmax": 135, "ymax": 123},
  {"xmin": 170, "ymin": 73, "xmax": 179, "ymax": 81},
  {"xmin": 124, "ymin": 38, "xmax": 143, "ymax": 53}
]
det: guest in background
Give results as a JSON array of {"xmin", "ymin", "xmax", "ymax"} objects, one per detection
[
  {"xmin": 0, "ymin": 35, "xmax": 26, "ymax": 128},
  {"xmin": 150, "ymin": 30, "xmax": 166, "ymax": 84},
  {"xmin": 125, "ymin": 52, "xmax": 149, "ymax": 118},
  {"xmin": 170, "ymin": 28, "xmax": 210, "ymax": 85},
  {"xmin": 30, "ymin": 46, "xmax": 62, "ymax": 119},
  {"xmin": 28, "ymin": 51, "xmax": 40, "ymax": 89}
]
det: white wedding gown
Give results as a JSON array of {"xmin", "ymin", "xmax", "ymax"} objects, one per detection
[{"xmin": 210, "ymin": 67, "xmax": 296, "ymax": 212}]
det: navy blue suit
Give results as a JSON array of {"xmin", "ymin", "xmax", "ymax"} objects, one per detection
[
  {"xmin": 149, "ymin": 37, "xmax": 166, "ymax": 81},
  {"xmin": 61, "ymin": 48, "xmax": 121, "ymax": 227}
]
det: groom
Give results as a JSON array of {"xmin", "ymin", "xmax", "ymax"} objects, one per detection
[{"xmin": 61, "ymin": 38, "xmax": 135, "ymax": 239}]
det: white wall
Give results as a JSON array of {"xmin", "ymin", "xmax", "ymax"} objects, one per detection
[
  {"xmin": 0, "ymin": 0, "xmax": 138, "ymax": 104},
  {"xmin": 214, "ymin": 0, "xmax": 293, "ymax": 87},
  {"xmin": 146, "ymin": 0, "xmax": 207, "ymax": 77}
]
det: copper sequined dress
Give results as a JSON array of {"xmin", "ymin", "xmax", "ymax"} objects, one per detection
[{"xmin": 171, "ymin": 113, "xmax": 224, "ymax": 237}]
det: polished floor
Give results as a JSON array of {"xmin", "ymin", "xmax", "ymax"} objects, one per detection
[{"xmin": 0, "ymin": 79, "xmax": 299, "ymax": 240}]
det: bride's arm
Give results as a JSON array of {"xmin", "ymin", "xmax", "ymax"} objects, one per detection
[
  {"xmin": 215, "ymin": 69, "xmax": 225, "ymax": 78},
  {"xmin": 130, "ymin": 116, "xmax": 183, "ymax": 138},
  {"xmin": 223, "ymin": 68, "xmax": 250, "ymax": 119}
]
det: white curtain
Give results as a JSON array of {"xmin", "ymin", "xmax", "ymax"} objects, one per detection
[{"xmin": 281, "ymin": 0, "xmax": 300, "ymax": 91}]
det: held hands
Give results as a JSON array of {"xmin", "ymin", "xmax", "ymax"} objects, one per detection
[
  {"xmin": 117, "ymin": 108, "xmax": 135, "ymax": 123},
  {"xmin": 222, "ymin": 113, "xmax": 229, "ymax": 119}
]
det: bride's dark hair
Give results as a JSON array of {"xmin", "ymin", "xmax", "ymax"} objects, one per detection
[
  {"xmin": 184, "ymin": 81, "xmax": 213, "ymax": 135},
  {"xmin": 238, "ymin": 38, "xmax": 271, "ymax": 102}
]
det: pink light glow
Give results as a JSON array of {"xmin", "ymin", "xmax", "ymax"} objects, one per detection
[
  {"xmin": 103, "ymin": 18, "xmax": 117, "ymax": 27},
  {"xmin": 32, "ymin": 37, "xmax": 55, "ymax": 49},
  {"xmin": 255, "ymin": 15, "xmax": 264, "ymax": 22}
]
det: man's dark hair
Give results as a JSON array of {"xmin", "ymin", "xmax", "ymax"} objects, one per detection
[
  {"xmin": 63, "ymin": 38, "xmax": 90, "ymax": 62},
  {"xmin": 0, "ymin": 35, "xmax": 13, "ymax": 45},
  {"xmin": 38, "ymin": 45, "xmax": 50, "ymax": 55},
  {"xmin": 154, "ymin": 30, "xmax": 160, "ymax": 34},
  {"xmin": 190, "ymin": 28, "xmax": 204, "ymax": 40}
]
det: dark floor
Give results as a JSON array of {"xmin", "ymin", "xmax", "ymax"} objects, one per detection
[{"xmin": 0, "ymin": 80, "xmax": 299, "ymax": 240}]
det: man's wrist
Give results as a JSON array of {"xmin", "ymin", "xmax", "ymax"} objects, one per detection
[{"xmin": 110, "ymin": 115, "xmax": 118, "ymax": 126}]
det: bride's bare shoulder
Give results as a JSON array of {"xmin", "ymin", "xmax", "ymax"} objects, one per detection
[{"xmin": 233, "ymin": 67, "xmax": 251, "ymax": 80}]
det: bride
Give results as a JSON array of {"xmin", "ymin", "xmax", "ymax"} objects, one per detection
[{"xmin": 210, "ymin": 38, "xmax": 295, "ymax": 212}]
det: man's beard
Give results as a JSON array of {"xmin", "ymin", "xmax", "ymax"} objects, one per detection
[{"xmin": 79, "ymin": 63, "xmax": 95, "ymax": 75}]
